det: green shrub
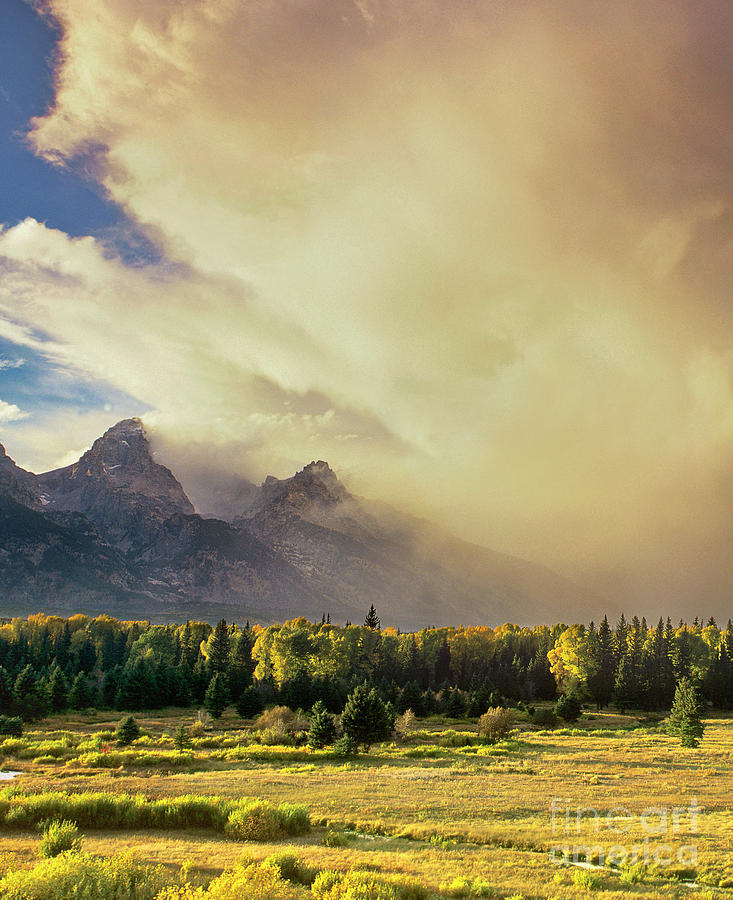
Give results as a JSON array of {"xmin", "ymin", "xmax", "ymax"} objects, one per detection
[
  {"xmin": 38, "ymin": 819, "xmax": 82, "ymax": 858},
  {"xmin": 312, "ymin": 869, "xmax": 430, "ymax": 900},
  {"xmin": 531, "ymin": 708, "xmax": 557, "ymax": 728},
  {"xmin": 263, "ymin": 851, "xmax": 316, "ymax": 885},
  {"xmin": 572, "ymin": 869, "xmax": 601, "ymax": 890},
  {"xmin": 439, "ymin": 730, "xmax": 475, "ymax": 748},
  {"xmin": 0, "ymin": 851, "xmax": 167, "ymax": 899},
  {"xmin": 0, "ymin": 790, "xmax": 308, "ymax": 840},
  {"xmin": 76, "ymin": 749, "xmax": 194, "ymax": 768},
  {"xmin": 477, "ymin": 708, "xmax": 513, "ymax": 744},
  {"xmin": 555, "ymin": 693, "xmax": 582, "ymax": 722},
  {"xmin": 441, "ymin": 875, "xmax": 495, "ymax": 897},
  {"xmin": 224, "ymin": 801, "xmax": 310, "ymax": 842},
  {"xmin": 322, "ymin": 828, "xmax": 350, "ymax": 847}
]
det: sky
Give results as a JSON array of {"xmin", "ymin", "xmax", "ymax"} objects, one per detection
[{"xmin": 1, "ymin": 0, "xmax": 733, "ymax": 618}]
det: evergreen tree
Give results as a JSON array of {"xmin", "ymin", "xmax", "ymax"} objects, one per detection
[
  {"xmin": 363, "ymin": 605, "xmax": 381, "ymax": 630},
  {"xmin": 341, "ymin": 683, "xmax": 392, "ymax": 751},
  {"xmin": 308, "ymin": 700, "xmax": 336, "ymax": 749},
  {"xmin": 173, "ymin": 722, "xmax": 190, "ymax": 753},
  {"xmin": 236, "ymin": 685, "xmax": 264, "ymax": 719},
  {"xmin": 585, "ymin": 615, "xmax": 615, "ymax": 708},
  {"xmin": 667, "ymin": 677, "xmax": 705, "ymax": 747},
  {"xmin": 434, "ymin": 637, "xmax": 451, "ymax": 686},
  {"xmin": 204, "ymin": 673, "xmax": 228, "ymax": 719},
  {"xmin": 48, "ymin": 666, "xmax": 69, "ymax": 713},
  {"xmin": 613, "ymin": 655, "xmax": 637, "ymax": 712},
  {"xmin": 397, "ymin": 680, "xmax": 425, "ymax": 716},
  {"xmin": 0, "ymin": 666, "xmax": 13, "ymax": 715},
  {"xmin": 116, "ymin": 714, "xmax": 140, "ymax": 745},
  {"xmin": 14, "ymin": 665, "xmax": 47, "ymax": 721},
  {"xmin": 114, "ymin": 658, "xmax": 158, "ymax": 710},
  {"xmin": 68, "ymin": 672, "xmax": 95, "ymax": 710},
  {"xmin": 207, "ymin": 620, "xmax": 231, "ymax": 675}
]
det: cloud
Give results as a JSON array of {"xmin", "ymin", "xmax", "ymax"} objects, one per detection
[
  {"xmin": 0, "ymin": 358, "xmax": 25, "ymax": 370},
  {"xmin": 0, "ymin": 400, "xmax": 29, "ymax": 424},
  {"xmin": 2, "ymin": 0, "xmax": 733, "ymax": 615}
]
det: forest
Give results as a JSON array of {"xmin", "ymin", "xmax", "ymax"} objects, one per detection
[{"xmin": 0, "ymin": 609, "xmax": 731, "ymax": 721}]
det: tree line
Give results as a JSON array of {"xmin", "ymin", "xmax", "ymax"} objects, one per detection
[{"xmin": 0, "ymin": 611, "xmax": 729, "ymax": 721}]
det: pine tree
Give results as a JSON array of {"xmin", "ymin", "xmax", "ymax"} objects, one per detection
[
  {"xmin": 0, "ymin": 667, "xmax": 13, "ymax": 715},
  {"xmin": 667, "ymin": 677, "xmax": 705, "ymax": 747},
  {"xmin": 341, "ymin": 683, "xmax": 392, "ymax": 751},
  {"xmin": 173, "ymin": 722, "xmax": 190, "ymax": 753},
  {"xmin": 204, "ymin": 672, "xmax": 228, "ymax": 719},
  {"xmin": 586, "ymin": 615, "xmax": 615, "ymax": 708},
  {"xmin": 116, "ymin": 714, "xmax": 140, "ymax": 745},
  {"xmin": 308, "ymin": 700, "xmax": 336, "ymax": 749},
  {"xmin": 14, "ymin": 665, "xmax": 47, "ymax": 721},
  {"xmin": 434, "ymin": 637, "xmax": 451, "ymax": 686},
  {"xmin": 207, "ymin": 620, "xmax": 231, "ymax": 674},
  {"xmin": 68, "ymin": 672, "xmax": 94, "ymax": 710},
  {"xmin": 364, "ymin": 605, "xmax": 381, "ymax": 630},
  {"xmin": 237, "ymin": 685, "xmax": 264, "ymax": 719}
]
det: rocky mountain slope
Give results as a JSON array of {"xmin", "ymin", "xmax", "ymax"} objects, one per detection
[{"xmin": 0, "ymin": 419, "xmax": 590, "ymax": 626}]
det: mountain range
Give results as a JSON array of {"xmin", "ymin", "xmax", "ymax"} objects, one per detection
[{"xmin": 0, "ymin": 418, "xmax": 591, "ymax": 628}]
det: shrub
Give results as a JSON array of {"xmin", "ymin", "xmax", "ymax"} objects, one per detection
[
  {"xmin": 312, "ymin": 869, "xmax": 430, "ymax": 900},
  {"xmin": 115, "ymin": 715, "xmax": 140, "ymax": 746},
  {"xmin": 161, "ymin": 861, "xmax": 301, "ymax": 899},
  {"xmin": 572, "ymin": 869, "xmax": 601, "ymax": 890},
  {"xmin": 394, "ymin": 710, "xmax": 417, "ymax": 741},
  {"xmin": 531, "ymin": 708, "xmax": 558, "ymax": 728},
  {"xmin": 224, "ymin": 800, "xmax": 309, "ymax": 842},
  {"xmin": 38, "ymin": 819, "xmax": 82, "ymax": 858},
  {"xmin": 322, "ymin": 828, "xmax": 350, "ymax": 847},
  {"xmin": 0, "ymin": 851, "xmax": 167, "ymax": 899},
  {"xmin": 0, "ymin": 717, "xmax": 22, "ymax": 737},
  {"xmin": 555, "ymin": 693, "xmax": 583, "ymax": 722},
  {"xmin": 441, "ymin": 875, "xmax": 495, "ymax": 897},
  {"xmin": 263, "ymin": 851, "xmax": 316, "ymax": 885},
  {"xmin": 477, "ymin": 708, "xmax": 513, "ymax": 744}
]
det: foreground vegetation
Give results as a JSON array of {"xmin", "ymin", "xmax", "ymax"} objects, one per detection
[{"xmin": 0, "ymin": 703, "xmax": 730, "ymax": 899}]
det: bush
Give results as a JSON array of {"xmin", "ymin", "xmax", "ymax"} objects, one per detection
[
  {"xmin": 0, "ymin": 717, "xmax": 22, "ymax": 737},
  {"xmin": 38, "ymin": 819, "xmax": 82, "ymax": 858},
  {"xmin": 312, "ymin": 869, "xmax": 430, "ymax": 900},
  {"xmin": 322, "ymin": 828, "xmax": 350, "ymax": 847},
  {"xmin": 224, "ymin": 800, "xmax": 310, "ymax": 842},
  {"xmin": 160, "ymin": 861, "xmax": 301, "ymax": 899},
  {"xmin": 572, "ymin": 869, "xmax": 602, "ymax": 890},
  {"xmin": 115, "ymin": 715, "xmax": 140, "ymax": 746},
  {"xmin": 394, "ymin": 710, "xmax": 417, "ymax": 741},
  {"xmin": 263, "ymin": 851, "xmax": 316, "ymax": 885},
  {"xmin": 555, "ymin": 693, "xmax": 582, "ymax": 722},
  {"xmin": 477, "ymin": 708, "xmax": 513, "ymax": 744},
  {"xmin": 0, "ymin": 851, "xmax": 167, "ymax": 899},
  {"xmin": 531, "ymin": 708, "xmax": 558, "ymax": 728},
  {"xmin": 441, "ymin": 875, "xmax": 495, "ymax": 897}
]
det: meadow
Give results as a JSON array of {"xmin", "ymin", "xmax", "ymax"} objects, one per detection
[{"xmin": 0, "ymin": 705, "xmax": 729, "ymax": 899}]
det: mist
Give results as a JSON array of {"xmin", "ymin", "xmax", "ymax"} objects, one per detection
[{"xmin": 2, "ymin": 0, "xmax": 733, "ymax": 618}]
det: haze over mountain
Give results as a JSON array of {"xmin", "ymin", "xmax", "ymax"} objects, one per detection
[{"xmin": 0, "ymin": 418, "xmax": 594, "ymax": 628}]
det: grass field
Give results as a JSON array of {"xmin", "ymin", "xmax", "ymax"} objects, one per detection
[{"xmin": 0, "ymin": 706, "xmax": 729, "ymax": 899}]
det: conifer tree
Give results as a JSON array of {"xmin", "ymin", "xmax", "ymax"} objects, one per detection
[
  {"xmin": 0, "ymin": 667, "xmax": 13, "ymax": 715},
  {"xmin": 341, "ymin": 683, "xmax": 392, "ymax": 751},
  {"xmin": 116, "ymin": 714, "xmax": 140, "ymax": 745},
  {"xmin": 14, "ymin": 665, "xmax": 47, "ymax": 721},
  {"xmin": 308, "ymin": 700, "xmax": 336, "ymax": 749},
  {"xmin": 204, "ymin": 672, "xmax": 228, "ymax": 719},
  {"xmin": 364, "ymin": 605, "xmax": 381, "ymax": 630},
  {"xmin": 207, "ymin": 620, "xmax": 231, "ymax": 674},
  {"xmin": 236, "ymin": 685, "xmax": 264, "ymax": 719},
  {"xmin": 68, "ymin": 672, "xmax": 94, "ymax": 709},
  {"xmin": 173, "ymin": 722, "xmax": 190, "ymax": 753},
  {"xmin": 667, "ymin": 677, "xmax": 706, "ymax": 747}
]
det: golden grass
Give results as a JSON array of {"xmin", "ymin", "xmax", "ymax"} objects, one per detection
[{"xmin": 1, "ymin": 709, "xmax": 731, "ymax": 899}]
